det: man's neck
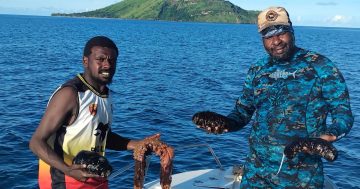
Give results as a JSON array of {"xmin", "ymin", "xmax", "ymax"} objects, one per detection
[
  {"xmin": 80, "ymin": 74, "xmax": 107, "ymax": 94},
  {"xmin": 272, "ymin": 46, "xmax": 299, "ymax": 63}
]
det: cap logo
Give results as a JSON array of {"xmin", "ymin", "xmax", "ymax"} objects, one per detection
[{"xmin": 266, "ymin": 10, "xmax": 278, "ymax": 21}]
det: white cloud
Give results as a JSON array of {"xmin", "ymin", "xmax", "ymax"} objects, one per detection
[
  {"xmin": 296, "ymin": 16, "xmax": 302, "ymax": 22},
  {"xmin": 332, "ymin": 15, "xmax": 345, "ymax": 22},
  {"xmin": 329, "ymin": 15, "xmax": 351, "ymax": 24}
]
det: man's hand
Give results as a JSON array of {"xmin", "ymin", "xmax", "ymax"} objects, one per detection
[
  {"xmin": 66, "ymin": 164, "xmax": 101, "ymax": 182},
  {"xmin": 320, "ymin": 134, "xmax": 337, "ymax": 142},
  {"xmin": 192, "ymin": 111, "xmax": 233, "ymax": 134},
  {"xmin": 284, "ymin": 137, "xmax": 338, "ymax": 162},
  {"xmin": 142, "ymin": 133, "xmax": 161, "ymax": 142}
]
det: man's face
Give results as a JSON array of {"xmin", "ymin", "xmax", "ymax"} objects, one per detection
[
  {"xmin": 262, "ymin": 31, "xmax": 295, "ymax": 60},
  {"xmin": 83, "ymin": 46, "xmax": 117, "ymax": 86}
]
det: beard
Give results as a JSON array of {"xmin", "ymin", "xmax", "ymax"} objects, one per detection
[
  {"xmin": 265, "ymin": 34, "xmax": 296, "ymax": 61},
  {"xmin": 96, "ymin": 76, "xmax": 113, "ymax": 85},
  {"xmin": 268, "ymin": 45, "xmax": 294, "ymax": 61},
  {"xmin": 89, "ymin": 72, "xmax": 113, "ymax": 86}
]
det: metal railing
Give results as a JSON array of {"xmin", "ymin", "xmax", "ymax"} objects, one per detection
[{"xmin": 108, "ymin": 143, "xmax": 223, "ymax": 181}]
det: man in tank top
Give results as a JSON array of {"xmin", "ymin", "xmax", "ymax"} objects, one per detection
[
  {"xmin": 193, "ymin": 7, "xmax": 353, "ymax": 188},
  {"xmin": 29, "ymin": 36, "xmax": 161, "ymax": 189}
]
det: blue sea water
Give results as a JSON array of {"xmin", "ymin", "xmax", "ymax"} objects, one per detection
[{"xmin": 0, "ymin": 14, "xmax": 359, "ymax": 188}]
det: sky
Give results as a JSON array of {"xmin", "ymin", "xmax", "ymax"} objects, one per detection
[{"xmin": 0, "ymin": 0, "xmax": 359, "ymax": 28}]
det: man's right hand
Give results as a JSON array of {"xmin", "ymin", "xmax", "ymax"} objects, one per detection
[
  {"xmin": 192, "ymin": 111, "xmax": 234, "ymax": 134},
  {"xmin": 66, "ymin": 164, "xmax": 101, "ymax": 182}
]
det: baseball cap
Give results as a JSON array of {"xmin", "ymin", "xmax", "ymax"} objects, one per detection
[{"xmin": 257, "ymin": 7, "xmax": 293, "ymax": 38}]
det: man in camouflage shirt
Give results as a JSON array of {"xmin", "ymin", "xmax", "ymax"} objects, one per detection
[{"xmin": 194, "ymin": 7, "xmax": 353, "ymax": 188}]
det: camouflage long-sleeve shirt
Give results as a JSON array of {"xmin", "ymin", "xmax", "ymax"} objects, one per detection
[{"xmin": 228, "ymin": 47, "xmax": 353, "ymax": 188}]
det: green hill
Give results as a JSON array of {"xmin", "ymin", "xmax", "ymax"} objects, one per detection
[{"xmin": 52, "ymin": 0, "xmax": 259, "ymax": 24}]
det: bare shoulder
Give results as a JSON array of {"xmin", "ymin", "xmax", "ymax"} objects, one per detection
[
  {"xmin": 51, "ymin": 86, "xmax": 77, "ymax": 104},
  {"xmin": 46, "ymin": 86, "xmax": 78, "ymax": 116},
  {"xmin": 32, "ymin": 86, "xmax": 79, "ymax": 139}
]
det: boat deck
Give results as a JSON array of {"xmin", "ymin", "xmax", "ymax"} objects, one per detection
[{"xmin": 144, "ymin": 167, "xmax": 337, "ymax": 189}]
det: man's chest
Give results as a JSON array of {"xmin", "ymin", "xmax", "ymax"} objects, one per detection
[{"xmin": 252, "ymin": 64, "xmax": 320, "ymax": 108}]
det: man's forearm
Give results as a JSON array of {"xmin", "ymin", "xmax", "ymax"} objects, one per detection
[
  {"xmin": 29, "ymin": 137, "xmax": 70, "ymax": 174},
  {"xmin": 106, "ymin": 131, "xmax": 131, "ymax": 151}
]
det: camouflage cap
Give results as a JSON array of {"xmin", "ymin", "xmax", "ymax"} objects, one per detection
[{"xmin": 257, "ymin": 7, "xmax": 292, "ymax": 33}]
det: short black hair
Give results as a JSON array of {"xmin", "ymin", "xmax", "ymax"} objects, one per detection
[{"xmin": 83, "ymin": 36, "xmax": 119, "ymax": 57}]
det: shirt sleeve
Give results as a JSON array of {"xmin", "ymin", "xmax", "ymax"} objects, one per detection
[
  {"xmin": 227, "ymin": 64, "xmax": 257, "ymax": 129},
  {"xmin": 106, "ymin": 130, "xmax": 131, "ymax": 151},
  {"xmin": 321, "ymin": 58, "xmax": 354, "ymax": 140}
]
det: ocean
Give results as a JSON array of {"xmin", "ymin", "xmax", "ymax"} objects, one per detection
[{"xmin": 0, "ymin": 14, "xmax": 359, "ymax": 188}]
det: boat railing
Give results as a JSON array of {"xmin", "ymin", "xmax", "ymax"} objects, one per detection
[
  {"xmin": 175, "ymin": 143, "xmax": 224, "ymax": 170},
  {"xmin": 108, "ymin": 143, "xmax": 223, "ymax": 181}
]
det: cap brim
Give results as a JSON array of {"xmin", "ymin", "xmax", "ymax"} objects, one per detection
[{"xmin": 261, "ymin": 25, "xmax": 293, "ymax": 38}]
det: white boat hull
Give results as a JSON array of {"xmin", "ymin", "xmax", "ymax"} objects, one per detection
[{"xmin": 144, "ymin": 167, "xmax": 337, "ymax": 189}]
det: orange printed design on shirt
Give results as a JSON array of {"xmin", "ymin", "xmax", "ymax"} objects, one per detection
[
  {"xmin": 89, "ymin": 103, "xmax": 98, "ymax": 116},
  {"xmin": 38, "ymin": 159, "xmax": 52, "ymax": 188}
]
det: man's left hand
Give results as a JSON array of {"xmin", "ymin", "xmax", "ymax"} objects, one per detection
[{"xmin": 319, "ymin": 134, "xmax": 337, "ymax": 142}]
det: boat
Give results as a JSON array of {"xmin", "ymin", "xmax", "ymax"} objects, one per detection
[
  {"xmin": 143, "ymin": 144, "xmax": 338, "ymax": 189},
  {"xmin": 109, "ymin": 143, "xmax": 338, "ymax": 189},
  {"xmin": 144, "ymin": 167, "xmax": 337, "ymax": 189}
]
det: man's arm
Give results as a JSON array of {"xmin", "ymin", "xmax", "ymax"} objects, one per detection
[
  {"xmin": 106, "ymin": 131, "xmax": 131, "ymax": 151},
  {"xmin": 192, "ymin": 65, "xmax": 257, "ymax": 134},
  {"xmin": 106, "ymin": 133, "xmax": 160, "ymax": 151},
  {"xmin": 29, "ymin": 87, "xmax": 98, "ymax": 181},
  {"xmin": 320, "ymin": 59, "xmax": 354, "ymax": 142},
  {"xmin": 227, "ymin": 65, "xmax": 257, "ymax": 132}
]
